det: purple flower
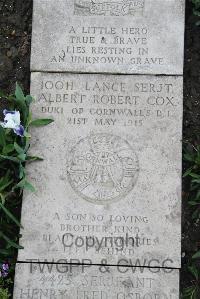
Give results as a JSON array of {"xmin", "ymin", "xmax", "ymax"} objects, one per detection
[
  {"xmin": 13, "ymin": 125, "xmax": 25, "ymax": 137},
  {"xmin": 0, "ymin": 110, "xmax": 24, "ymax": 137},
  {"xmin": 2, "ymin": 264, "xmax": 9, "ymax": 272},
  {"xmin": 0, "ymin": 263, "xmax": 9, "ymax": 278}
]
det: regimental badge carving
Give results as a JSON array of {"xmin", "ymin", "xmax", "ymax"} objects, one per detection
[
  {"xmin": 74, "ymin": 0, "xmax": 145, "ymax": 16},
  {"xmin": 67, "ymin": 133, "xmax": 139, "ymax": 204}
]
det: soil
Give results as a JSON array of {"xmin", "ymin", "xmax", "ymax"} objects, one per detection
[
  {"xmin": 0, "ymin": 0, "xmax": 32, "ymax": 93},
  {"xmin": 0, "ymin": 0, "xmax": 200, "ymax": 296}
]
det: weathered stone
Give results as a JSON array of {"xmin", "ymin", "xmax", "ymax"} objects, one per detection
[
  {"xmin": 13, "ymin": 263, "xmax": 180, "ymax": 299},
  {"xmin": 17, "ymin": 72, "xmax": 182, "ymax": 268},
  {"xmin": 31, "ymin": 0, "xmax": 185, "ymax": 74}
]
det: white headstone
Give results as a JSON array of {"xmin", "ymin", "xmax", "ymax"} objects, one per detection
[
  {"xmin": 31, "ymin": 0, "xmax": 185, "ymax": 74},
  {"xmin": 14, "ymin": 1, "xmax": 185, "ymax": 296},
  {"xmin": 17, "ymin": 72, "xmax": 182, "ymax": 268},
  {"xmin": 13, "ymin": 263, "xmax": 180, "ymax": 299}
]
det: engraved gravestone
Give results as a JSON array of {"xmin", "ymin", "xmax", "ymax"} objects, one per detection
[
  {"xmin": 31, "ymin": 0, "xmax": 185, "ymax": 74},
  {"xmin": 16, "ymin": 72, "xmax": 182, "ymax": 268},
  {"xmin": 13, "ymin": 0, "xmax": 185, "ymax": 297},
  {"xmin": 13, "ymin": 263, "xmax": 180, "ymax": 299}
]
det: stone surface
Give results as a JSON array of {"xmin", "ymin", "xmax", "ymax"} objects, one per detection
[
  {"xmin": 13, "ymin": 263, "xmax": 180, "ymax": 299},
  {"xmin": 31, "ymin": 0, "xmax": 185, "ymax": 75},
  {"xmin": 17, "ymin": 72, "xmax": 182, "ymax": 267}
]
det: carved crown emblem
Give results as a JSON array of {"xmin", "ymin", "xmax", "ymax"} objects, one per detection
[{"xmin": 74, "ymin": 0, "xmax": 145, "ymax": 16}]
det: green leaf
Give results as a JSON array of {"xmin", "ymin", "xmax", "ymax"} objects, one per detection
[
  {"xmin": 0, "ymin": 154, "xmax": 20, "ymax": 163},
  {"xmin": 14, "ymin": 179, "xmax": 36, "ymax": 192},
  {"xmin": 192, "ymin": 251, "xmax": 200, "ymax": 259},
  {"xmin": 0, "ymin": 248, "xmax": 11, "ymax": 255},
  {"xmin": 14, "ymin": 142, "xmax": 24, "ymax": 154},
  {"xmin": 188, "ymin": 201, "xmax": 199, "ymax": 206},
  {"xmin": 26, "ymin": 156, "xmax": 43, "ymax": 162},
  {"xmin": 23, "ymin": 131, "xmax": 31, "ymax": 138},
  {"xmin": 24, "ymin": 180, "xmax": 36, "ymax": 192},
  {"xmin": 0, "ymin": 178, "xmax": 13, "ymax": 192},
  {"xmin": 182, "ymin": 286, "xmax": 197, "ymax": 299},
  {"xmin": 0, "ymin": 90, "xmax": 6, "ymax": 98},
  {"xmin": 24, "ymin": 137, "xmax": 30, "ymax": 152},
  {"xmin": 17, "ymin": 153, "xmax": 26, "ymax": 162},
  {"xmin": 189, "ymin": 173, "xmax": 200, "ymax": 179},
  {"xmin": 184, "ymin": 153, "xmax": 195, "ymax": 162},
  {"xmin": 192, "ymin": 179, "xmax": 200, "ymax": 184},
  {"xmin": 25, "ymin": 112, "xmax": 32, "ymax": 128},
  {"xmin": 15, "ymin": 83, "xmax": 28, "ymax": 122},
  {"xmin": 19, "ymin": 164, "xmax": 25, "ymax": 179},
  {"xmin": 0, "ymin": 171, "xmax": 13, "ymax": 193},
  {"xmin": 4, "ymin": 128, "xmax": 13, "ymax": 137},
  {"xmin": 13, "ymin": 179, "xmax": 25, "ymax": 189},
  {"xmin": 0, "ymin": 126, "xmax": 6, "ymax": 148},
  {"xmin": 182, "ymin": 286, "xmax": 195, "ymax": 295},
  {"xmin": 2, "ymin": 144, "xmax": 15, "ymax": 155},
  {"xmin": 15, "ymin": 82, "xmax": 25, "ymax": 102},
  {"xmin": 188, "ymin": 265, "xmax": 199, "ymax": 280},
  {"xmin": 0, "ymin": 202, "xmax": 23, "ymax": 228},
  {"xmin": 30, "ymin": 118, "xmax": 54, "ymax": 127},
  {"xmin": 25, "ymin": 95, "xmax": 34, "ymax": 106},
  {"xmin": 0, "ymin": 231, "xmax": 23, "ymax": 249},
  {"xmin": 183, "ymin": 167, "xmax": 193, "ymax": 178}
]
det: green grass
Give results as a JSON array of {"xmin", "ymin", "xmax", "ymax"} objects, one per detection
[
  {"xmin": 182, "ymin": 143, "xmax": 200, "ymax": 298},
  {"xmin": 183, "ymin": 144, "xmax": 200, "ymax": 220},
  {"xmin": 0, "ymin": 288, "xmax": 10, "ymax": 299},
  {"xmin": 191, "ymin": 0, "xmax": 200, "ymax": 25},
  {"xmin": 182, "ymin": 265, "xmax": 200, "ymax": 299},
  {"xmin": 0, "ymin": 276, "xmax": 12, "ymax": 299}
]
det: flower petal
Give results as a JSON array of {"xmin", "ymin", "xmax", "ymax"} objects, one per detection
[
  {"xmin": 2, "ymin": 264, "xmax": 9, "ymax": 271},
  {"xmin": 4, "ymin": 111, "xmax": 21, "ymax": 128},
  {"xmin": 3, "ymin": 109, "xmax": 9, "ymax": 116},
  {"xmin": 13, "ymin": 125, "xmax": 24, "ymax": 137},
  {"xmin": 3, "ymin": 118, "xmax": 16, "ymax": 129},
  {"xmin": 14, "ymin": 111, "xmax": 21, "ymax": 125},
  {"xmin": 0, "ymin": 122, "xmax": 6, "ymax": 128},
  {"xmin": 3, "ymin": 109, "xmax": 16, "ymax": 116}
]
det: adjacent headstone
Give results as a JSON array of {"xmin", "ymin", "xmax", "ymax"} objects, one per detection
[
  {"xmin": 13, "ymin": 263, "xmax": 180, "ymax": 299},
  {"xmin": 31, "ymin": 0, "xmax": 185, "ymax": 74},
  {"xmin": 17, "ymin": 72, "xmax": 182, "ymax": 268}
]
